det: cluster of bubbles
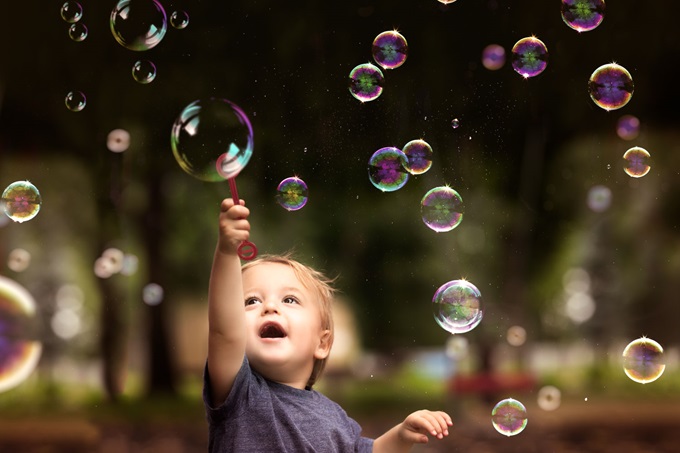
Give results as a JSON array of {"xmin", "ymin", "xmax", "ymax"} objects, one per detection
[
  {"xmin": 0, "ymin": 276, "xmax": 42, "ymax": 393},
  {"xmin": 94, "ymin": 248, "xmax": 139, "ymax": 279},
  {"xmin": 491, "ymin": 398, "xmax": 528, "ymax": 436},
  {"xmin": 276, "ymin": 177, "xmax": 309, "ymax": 211},
  {"xmin": 349, "ymin": 30, "xmax": 408, "ymax": 102},
  {"xmin": 171, "ymin": 98, "xmax": 254, "ymax": 182},
  {"xmin": 61, "ymin": 1, "xmax": 88, "ymax": 42},
  {"xmin": 1, "ymin": 181, "xmax": 42, "ymax": 223},
  {"xmin": 62, "ymin": 0, "xmax": 190, "ymax": 106}
]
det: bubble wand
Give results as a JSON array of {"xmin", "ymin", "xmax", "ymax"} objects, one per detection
[{"xmin": 227, "ymin": 176, "xmax": 257, "ymax": 260}]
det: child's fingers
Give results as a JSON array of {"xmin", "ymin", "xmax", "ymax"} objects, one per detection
[
  {"xmin": 220, "ymin": 198, "xmax": 246, "ymax": 212},
  {"xmin": 225, "ymin": 205, "xmax": 250, "ymax": 220}
]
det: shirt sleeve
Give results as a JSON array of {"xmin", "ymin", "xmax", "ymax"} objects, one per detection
[{"xmin": 203, "ymin": 356, "xmax": 250, "ymax": 423}]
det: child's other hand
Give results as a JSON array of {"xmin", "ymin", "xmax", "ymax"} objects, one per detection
[
  {"xmin": 217, "ymin": 198, "xmax": 250, "ymax": 254},
  {"xmin": 399, "ymin": 410, "xmax": 452, "ymax": 444}
]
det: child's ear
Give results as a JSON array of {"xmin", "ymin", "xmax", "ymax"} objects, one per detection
[{"xmin": 314, "ymin": 329, "xmax": 332, "ymax": 360}]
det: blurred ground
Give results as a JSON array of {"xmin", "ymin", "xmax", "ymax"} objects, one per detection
[{"xmin": 1, "ymin": 399, "xmax": 679, "ymax": 452}]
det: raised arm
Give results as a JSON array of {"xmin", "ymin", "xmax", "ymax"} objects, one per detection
[
  {"xmin": 373, "ymin": 410, "xmax": 452, "ymax": 453},
  {"xmin": 207, "ymin": 198, "xmax": 251, "ymax": 406}
]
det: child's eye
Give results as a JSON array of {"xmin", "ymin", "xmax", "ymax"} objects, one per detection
[
  {"xmin": 282, "ymin": 296, "xmax": 299, "ymax": 305},
  {"xmin": 245, "ymin": 297, "xmax": 261, "ymax": 306}
]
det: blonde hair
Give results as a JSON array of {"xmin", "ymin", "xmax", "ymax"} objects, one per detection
[{"xmin": 242, "ymin": 253, "xmax": 336, "ymax": 388}]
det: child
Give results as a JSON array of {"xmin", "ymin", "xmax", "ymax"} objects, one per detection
[{"xmin": 204, "ymin": 198, "xmax": 453, "ymax": 452}]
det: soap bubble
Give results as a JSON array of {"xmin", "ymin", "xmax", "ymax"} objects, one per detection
[
  {"xmin": 451, "ymin": 118, "xmax": 460, "ymax": 129},
  {"xmin": 143, "ymin": 283, "xmax": 164, "ymax": 305},
  {"xmin": 2, "ymin": 181, "xmax": 42, "ymax": 223},
  {"xmin": 432, "ymin": 279, "xmax": 483, "ymax": 334},
  {"xmin": 623, "ymin": 337, "xmax": 665, "ymax": 384},
  {"xmin": 623, "ymin": 146, "xmax": 650, "ymax": 178},
  {"xmin": 402, "ymin": 139, "xmax": 433, "ymax": 175},
  {"xmin": 438, "ymin": 0, "xmax": 457, "ymax": 4},
  {"xmin": 68, "ymin": 22, "xmax": 88, "ymax": 42},
  {"xmin": 616, "ymin": 115, "xmax": 640, "ymax": 140},
  {"xmin": 482, "ymin": 44, "xmax": 506, "ymax": 70},
  {"xmin": 107, "ymin": 129, "xmax": 131, "ymax": 153},
  {"xmin": 506, "ymin": 325, "xmax": 527, "ymax": 346},
  {"xmin": 65, "ymin": 90, "xmax": 86, "ymax": 112},
  {"xmin": 561, "ymin": 0, "xmax": 605, "ymax": 32},
  {"xmin": 348, "ymin": 63, "xmax": 384, "ymax": 103},
  {"xmin": 587, "ymin": 185, "xmax": 612, "ymax": 212},
  {"xmin": 276, "ymin": 177, "xmax": 309, "ymax": 211},
  {"xmin": 61, "ymin": 1, "xmax": 83, "ymax": 23},
  {"xmin": 171, "ymin": 98, "xmax": 254, "ymax": 181},
  {"xmin": 110, "ymin": 0, "xmax": 167, "ymax": 51},
  {"xmin": 588, "ymin": 63, "xmax": 634, "ymax": 111},
  {"xmin": 511, "ymin": 36, "xmax": 548, "ymax": 78},
  {"xmin": 537, "ymin": 385, "xmax": 561, "ymax": 411},
  {"xmin": 170, "ymin": 10, "xmax": 189, "ymax": 29},
  {"xmin": 0, "ymin": 275, "xmax": 42, "ymax": 393},
  {"xmin": 7, "ymin": 249, "xmax": 31, "ymax": 273},
  {"xmin": 101, "ymin": 248, "xmax": 125, "ymax": 274},
  {"xmin": 421, "ymin": 186, "xmax": 464, "ymax": 232},
  {"xmin": 492, "ymin": 398, "xmax": 528, "ymax": 436},
  {"xmin": 372, "ymin": 30, "xmax": 408, "ymax": 70},
  {"xmin": 132, "ymin": 59, "xmax": 157, "ymax": 84},
  {"xmin": 367, "ymin": 147, "xmax": 409, "ymax": 192}
]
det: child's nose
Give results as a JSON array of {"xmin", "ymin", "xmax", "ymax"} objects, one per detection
[{"xmin": 261, "ymin": 299, "xmax": 279, "ymax": 314}]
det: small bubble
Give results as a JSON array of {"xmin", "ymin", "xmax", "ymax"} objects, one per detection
[
  {"xmin": 65, "ymin": 90, "xmax": 86, "ymax": 112},
  {"xmin": 372, "ymin": 30, "xmax": 408, "ymax": 70},
  {"xmin": 512, "ymin": 36, "xmax": 548, "ymax": 78},
  {"xmin": 368, "ymin": 147, "xmax": 409, "ymax": 192},
  {"xmin": 402, "ymin": 139, "xmax": 433, "ymax": 175},
  {"xmin": 7, "ymin": 248, "xmax": 31, "ymax": 272},
  {"xmin": 276, "ymin": 177, "xmax": 309, "ymax": 211},
  {"xmin": 1, "ymin": 181, "xmax": 42, "ymax": 223},
  {"xmin": 107, "ymin": 129, "xmax": 131, "ymax": 153},
  {"xmin": 68, "ymin": 22, "xmax": 88, "ymax": 42},
  {"xmin": 61, "ymin": 1, "xmax": 83, "ymax": 23},
  {"xmin": 143, "ymin": 283, "xmax": 164, "ymax": 305},
  {"xmin": 170, "ymin": 10, "xmax": 189, "ymax": 29},
  {"xmin": 482, "ymin": 44, "xmax": 506, "ymax": 70},
  {"xmin": 432, "ymin": 279, "xmax": 483, "ymax": 334},
  {"xmin": 537, "ymin": 385, "xmax": 561, "ymax": 411},
  {"xmin": 348, "ymin": 63, "xmax": 384, "ymax": 103},
  {"xmin": 132, "ymin": 60, "xmax": 157, "ymax": 84},
  {"xmin": 588, "ymin": 63, "xmax": 634, "ymax": 111},
  {"xmin": 623, "ymin": 337, "xmax": 665, "ymax": 384},
  {"xmin": 491, "ymin": 398, "xmax": 528, "ymax": 436},
  {"xmin": 451, "ymin": 118, "xmax": 460, "ymax": 129},
  {"xmin": 421, "ymin": 186, "xmax": 464, "ymax": 232},
  {"xmin": 623, "ymin": 146, "xmax": 651, "ymax": 178}
]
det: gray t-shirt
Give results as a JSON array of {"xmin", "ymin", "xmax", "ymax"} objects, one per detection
[{"xmin": 204, "ymin": 357, "xmax": 375, "ymax": 452}]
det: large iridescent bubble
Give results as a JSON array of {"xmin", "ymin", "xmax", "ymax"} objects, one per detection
[
  {"xmin": 110, "ymin": 0, "xmax": 167, "ymax": 51},
  {"xmin": 2, "ymin": 181, "xmax": 42, "ymax": 223},
  {"xmin": 588, "ymin": 63, "xmax": 634, "ymax": 111},
  {"xmin": 623, "ymin": 337, "xmax": 665, "ymax": 384},
  {"xmin": 492, "ymin": 398, "xmax": 528, "ymax": 436},
  {"xmin": 0, "ymin": 276, "xmax": 42, "ymax": 393},
  {"xmin": 432, "ymin": 279, "xmax": 483, "ymax": 334},
  {"xmin": 372, "ymin": 30, "xmax": 408, "ymax": 70},
  {"xmin": 421, "ymin": 186, "xmax": 464, "ymax": 232},
  {"xmin": 276, "ymin": 177, "xmax": 309, "ymax": 211},
  {"xmin": 349, "ymin": 63, "xmax": 384, "ymax": 103},
  {"xmin": 171, "ymin": 98, "xmax": 254, "ymax": 181},
  {"xmin": 367, "ymin": 147, "xmax": 409, "ymax": 192},
  {"xmin": 511, "ymin": 37, "xmax": 548, "ymax": 78},
  {"xmin": 561, "ymin": 0, "xmax": 605, "ymax": 32},
  {"xmin": 402, "ymin": 139, "xmax": 433, "ymax": 175}
]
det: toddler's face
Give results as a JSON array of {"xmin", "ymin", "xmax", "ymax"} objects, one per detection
[{"xmin": 242, "ymin": 262, "xmax": 330, "ymax": 385}]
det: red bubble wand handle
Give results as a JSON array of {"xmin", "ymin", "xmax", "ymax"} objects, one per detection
[{"xmin": 228, "ymin": 177, "xmax": 258, "ymax": 261}]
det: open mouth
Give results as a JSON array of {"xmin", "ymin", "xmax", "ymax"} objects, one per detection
[{"xmin": 259, "ymin": 322, "xmax": 287, "ymax": 339}]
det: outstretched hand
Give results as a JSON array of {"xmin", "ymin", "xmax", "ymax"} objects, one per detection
[
  {"xmin": 399, "ymin": 410, "xmax": 452, "ymax": 444},
  {"xmin": 217, "ymin": 198, "xmax": 250, "ymax": 255}
]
